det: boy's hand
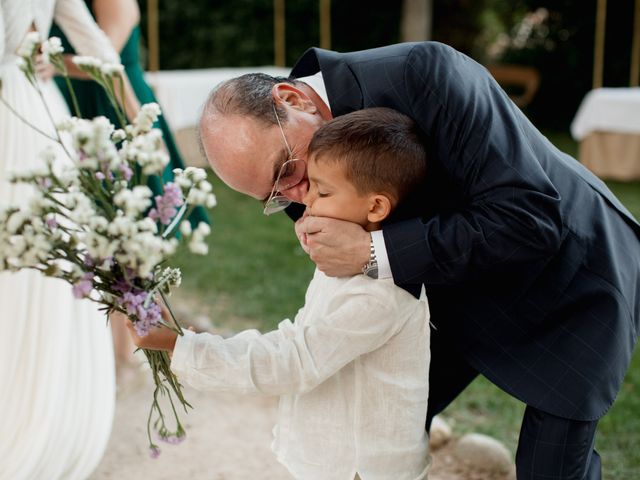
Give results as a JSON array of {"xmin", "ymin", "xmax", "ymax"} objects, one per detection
[
  {"xmin": 299, "ymin": 216, "xmax": 370, "ymax": 277},
  {"xmin": 110, "ymin": 309, "xmax": 178, "ymax": 352}
]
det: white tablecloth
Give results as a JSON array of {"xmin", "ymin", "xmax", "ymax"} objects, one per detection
[
  {"xmin": 571, "ymin": 87, "xmax": 640, "ymax": 140},
  {"xmin": 145, "ymin": 67, "xmax": 291, "ymax": 131}
]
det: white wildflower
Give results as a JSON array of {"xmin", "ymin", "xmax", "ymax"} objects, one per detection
[
  {"xmin": 41, "ymin": 37, "xmax": 64, "ymax": 63},
  {"xmin": 188, "ymin": 222, "xmax": 210, "ymax": 255},
  {"xmin": 17, "ymin": 32, "xmax": 41, "ymax": 58},
  {"xmin": 112, "ymin": 129, "xmax": 126, "ymax": 142},
  {"xmin": 107, "ymin": 213, "xmax": 139, "ymax": 237},
  {"xmin": 88, "ymin": 215, "xmax": 109, "ymax": 232},
  {"xmin": 132, "ymin": 103, "xmax": 162, "ymax": 135},
  {"xmin": 72, "ymin": 56, "xmax": 102, "ymax": 70},
  {"xmin": 67, "ymin": 192, "xmax": 96, "ymax": 224},
  {"xmin": 100, "ymin": 63, "xmax": 124, "ymax": 77},
  {"xmin": 121, "ymin": 129, "xmax": 169, "ymax": 175},
  {"xmin": 85, "ymin": 231, "xmax": 118, "ymax": 260},
  {"xmin": 114, "ymin": 185, "xmax": 153, "ymax": 217},
  {"xmin": 179, "ymin": 221, "xmax": 192, "ymax": 237}
]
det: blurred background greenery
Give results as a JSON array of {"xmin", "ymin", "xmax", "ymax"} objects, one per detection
[
  {"xmin": 136, "ymin": 1, "xmax": 639, "ymax": 477},
  {"xmin": 138, "ymin": 0, "xmax": 638, "ymax": 129}
]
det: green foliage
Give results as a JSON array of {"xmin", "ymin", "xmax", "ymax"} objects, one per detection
[
  {"xmin": 137, "ymin": 1, "xmax": 637, "ymax": 130},
  {"xmin": 137, "ymin": 0, "xmax": 401, "ymax": 69}
]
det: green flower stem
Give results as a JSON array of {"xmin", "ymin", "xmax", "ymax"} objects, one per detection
[{"xmin": 63, "ymin": 75, "xmax": 82, "ymax": 118}]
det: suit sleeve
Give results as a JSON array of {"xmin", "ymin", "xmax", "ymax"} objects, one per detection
[{"xmin": 385, "ymin": 43, "xmax": 564, "ymax": 286}]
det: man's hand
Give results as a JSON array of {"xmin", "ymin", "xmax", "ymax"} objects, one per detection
[
  {"xmin": 298, "ymin": 216, "xmax": 371, "ymax": 277},
  {"xmin": 110, "ymin": 307, "xmax": 178, "ymax": 353}
]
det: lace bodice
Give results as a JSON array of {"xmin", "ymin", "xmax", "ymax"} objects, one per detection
[{"xmin": 0, "ymin": 0, "xmax": 118, "ymax": 63}]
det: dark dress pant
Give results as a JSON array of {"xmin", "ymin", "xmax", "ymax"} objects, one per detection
[{"xmin": 425, "ymin": 330, "xmax": 601, "ymax": 480}]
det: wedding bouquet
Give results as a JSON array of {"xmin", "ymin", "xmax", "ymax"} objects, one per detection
[{"xmin": 0, "ymin": 33, "xmax": 216, "ymax": 456}]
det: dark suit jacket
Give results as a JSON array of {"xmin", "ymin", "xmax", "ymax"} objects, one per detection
[{"xmin": 289, "ymin": 42, "xmax": 640, "ymax": 421}]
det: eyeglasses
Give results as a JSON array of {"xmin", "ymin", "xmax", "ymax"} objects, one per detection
[{"xmin": 263, "ymin": 104, "xmax": 306, "ymax": 216}]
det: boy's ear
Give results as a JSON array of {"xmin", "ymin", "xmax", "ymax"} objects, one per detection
[
  {"xmin": 272, "ymin": 83, "xmax": 318, "ymax": 113},
  {"xmin": 367, "ymin": 194, "xmax": 393, "ymax": 223}
]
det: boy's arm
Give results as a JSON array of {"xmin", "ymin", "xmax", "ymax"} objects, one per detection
[{"xmin": 121, "ymin": 282, "xmax": 421, "ymax": 396}]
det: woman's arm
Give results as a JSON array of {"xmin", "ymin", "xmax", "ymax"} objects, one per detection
[
  {"xmin": 92, "ymin": 0, "xmax": 140, "ymax": 53},
  {"xmin": 53, "ymin": 0, "xmax": 140, "ymax": 121}
]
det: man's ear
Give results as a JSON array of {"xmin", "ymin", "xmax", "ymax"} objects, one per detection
[
  {"xmin": 367, "ymin": 194, "xmax": 393, "ymax": 223},
  {"xmin": 272, "ymin": 83, "xmax": 318, "ymax": 113}
]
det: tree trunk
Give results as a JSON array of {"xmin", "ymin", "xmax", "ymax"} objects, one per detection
[{"xmin": 401, "ymin": 0, "xmax": 433, "ymax": 42}]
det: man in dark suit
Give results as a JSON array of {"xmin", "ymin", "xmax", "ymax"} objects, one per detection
[{"xmin": 198, "ymin": 42, "xmax": 640, "ymax": 479}]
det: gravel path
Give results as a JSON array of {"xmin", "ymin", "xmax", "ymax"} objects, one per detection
[{"xmin": 90, "ymin": 366, "xmax": 514, "ymax": 480}]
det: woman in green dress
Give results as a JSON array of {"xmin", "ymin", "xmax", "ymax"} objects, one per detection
[{"xmin": 50, "ymin": 0, "xmax": 209, "ymax": 227}]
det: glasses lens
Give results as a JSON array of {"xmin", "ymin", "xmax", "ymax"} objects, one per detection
[
  {"xmin": 276, "ymin": 158, "xmax": 304, "ymax": 192},
  {"xmin": 263, "ymin": 195, "xmax": 291, "ymax": 215}
]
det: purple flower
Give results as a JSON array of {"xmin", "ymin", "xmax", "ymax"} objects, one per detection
[
  {"xmin": 113, "ymin": 277, "xmax": 131, "ymax": 294},
  {"xmin": 148, "ymin": 183, "xmax": 184, "ymax": 225},
  {"xmin": 72, "ymin": 273, "xmax": 93, "ymax": 299},
  {"xmin": 149, "ymin": 445, "xmax": 161, "ymax": 459},
  {"xmin": 45, "ymin": 217, "xmax": 58, "ymax": 229},
  {"xmin": 95, "ymin": 171, "xmax": 105, "ymax": 181},
  {"xmin": 119, "ymin": 164, "xmax": 133, "ymax": 181},
  {"xmin": 122, "ymin": 291, "xmax": 146, "ymax": 315},
  {"xmin": 118, "ymin": 291, "xmax": 162, "ymax": 337},
  {"xmin": 159, "ymin": 433, "xmax": 186, "ymax": 445}
]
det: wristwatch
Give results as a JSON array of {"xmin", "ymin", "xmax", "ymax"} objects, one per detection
[{"xmin": 362, "ymin": 235, "xmax": 379, "ymax": 279}]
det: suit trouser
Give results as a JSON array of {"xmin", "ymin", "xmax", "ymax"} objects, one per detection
[{"xmin": 425, "ymin": 332, "xmax": 602, "ymax": 480}]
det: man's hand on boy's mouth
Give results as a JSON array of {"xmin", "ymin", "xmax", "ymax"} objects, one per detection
[{"xmin": 296, "ymin": 215, "xmax": 370, "ymax": 277}]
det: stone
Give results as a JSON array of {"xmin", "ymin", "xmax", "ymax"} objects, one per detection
[
  {"xmin": 429, "ymin": 415, "xmax": 453, "ymax": 449},
  {"xmin": 453, "ymin": 433, "xmax": 513, "ymax": 473}
]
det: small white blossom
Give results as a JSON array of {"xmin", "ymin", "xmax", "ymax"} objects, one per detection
[
  {"xmin": 179, "ymin": 221, "xmax": 192, "ymax": 237},
  {"xmin": 121, "ymin": 129, "xmax": 169, "ymax": 175},
  {"xmin": 114, "ymin": 186, "xmax": 153, "ymax": 217},
  {"xmin": 100, "ymin": 63, "xmax": 125, "ymax": 77},
  {"xmin": 72, "ymin": 56, "xmax": 103, "ymax": 70},
  {"xmin": 132, "ymin": 103, "xmax": 162, "ymax": 135},
  {"xmin": 41, "ymin": 37, "xmax": 64, "ymax": 63},
  {"xmin": 188, "ymin": 222, "xmax": 210, "ymax": 255},
  {"xmin": 112, "ymin": 129, "xmax": 126, "ymax": 142},
  {"xmin": 17, "ymin": 32, "xmax": 41, "ymax": 58}
]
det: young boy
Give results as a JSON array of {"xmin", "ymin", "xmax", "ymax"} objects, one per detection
[{"xmin": 127, "ymin": 107, "xmax": 431, "ymax": 480}]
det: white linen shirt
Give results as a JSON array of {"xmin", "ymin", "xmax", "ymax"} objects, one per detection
[{"xmin": 172, "ymin": 269, "xmax": 431, "ymax": 480}]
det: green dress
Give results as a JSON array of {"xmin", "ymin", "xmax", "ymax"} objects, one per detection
[{"xmin": 50, "ymin": 9, "xmax": 209, "ymax": 227}]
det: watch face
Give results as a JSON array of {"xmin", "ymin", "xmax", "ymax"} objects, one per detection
[{"xmin": 364, "ymin": 266, "xmax": 379, "ymax": 279}]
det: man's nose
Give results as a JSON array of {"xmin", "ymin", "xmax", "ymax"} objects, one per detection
[{"xmin": 283, "ymin": 178, "xmax": 310, "ymax": 204}]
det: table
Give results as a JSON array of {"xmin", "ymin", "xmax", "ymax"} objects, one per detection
[
  {"xmin": 145, "ymin": 67, "xmax": 291, "ymax": 131},
  {"xmin": 571, "ymin": 88, "xmax": 640, "ymax": 181}
]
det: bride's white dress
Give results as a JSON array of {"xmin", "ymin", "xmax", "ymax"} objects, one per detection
[{"xmin": 0, "ymin": 1, "xmax": 121, "ymax": 478}]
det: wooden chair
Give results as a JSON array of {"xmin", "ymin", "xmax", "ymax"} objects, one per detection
[{"xmin": 486, "ymin": 64, "xmax": 541, "ymax": 108}]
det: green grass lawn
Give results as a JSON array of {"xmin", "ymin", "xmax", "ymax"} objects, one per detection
[{"xmin": 173, "ymin": 132, "xmax": 640, "ymax": 478}]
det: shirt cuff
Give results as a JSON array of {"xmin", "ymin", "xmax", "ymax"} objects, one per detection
[
  {"xmin": 371, "ymin": 230, "xmax": 393, "ymax": 280},
  {"xmin": 171, "ymin": 329, "xmax": 197, "ymax": 374}
]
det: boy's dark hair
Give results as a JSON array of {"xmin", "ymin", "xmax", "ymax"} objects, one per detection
[{"xmin": 308, "ymin": 108, "xmax": 427, "ymax": 203}]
